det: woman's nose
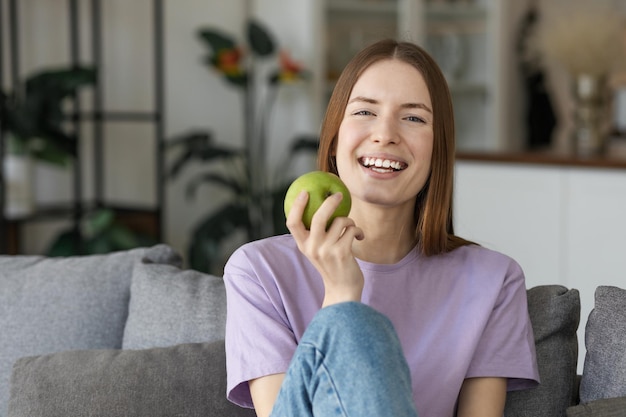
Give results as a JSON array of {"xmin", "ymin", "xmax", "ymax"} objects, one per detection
[{"xmin": 372, "ymin": 117, "xmax": 398, "ymax": 144}]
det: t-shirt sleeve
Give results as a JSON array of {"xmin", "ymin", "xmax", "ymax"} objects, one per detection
[
  {"xmin": 223, "ymin": 247, "xmax": 298, "ymax": 408},
  {"xmin": 466, "ymin": 259, "xmax": 540, "ymax": 390}
]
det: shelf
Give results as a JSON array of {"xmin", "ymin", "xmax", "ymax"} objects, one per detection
[
  {"xmin": 327, "ymin": 0, "xmax": 397, "ymax": 15},
  {"xmin": 426, "ymin": 3, "xmax": 487, "ymax": 21},
  {"xmin": 3, "ymin": 202, "xmax": 158, "ymax": 223}
]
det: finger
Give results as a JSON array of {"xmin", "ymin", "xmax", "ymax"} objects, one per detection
[
  {"xmin": 286, "ymin": 191, "xmax": 309, "ymax": 237},
  {"xmin": 309, "ymin": 192, "xmax": 343, "ymax": 234},
  {"xmin": 326, "ymin": 217, "xmax": 365, "ymax": 242}
]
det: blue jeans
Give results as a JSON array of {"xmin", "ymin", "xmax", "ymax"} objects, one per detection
[{"xmin": 270, "ymin": 302, "xmax": 419, "ymax": 417}]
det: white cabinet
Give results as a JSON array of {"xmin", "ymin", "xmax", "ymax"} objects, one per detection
[
  {"xmin": 454, "ymin": 160, "xmax": 626, "ymax": 372},
  {"xmin": 316, "ymin": 0, "xmax": 508, "ymax": 151}
]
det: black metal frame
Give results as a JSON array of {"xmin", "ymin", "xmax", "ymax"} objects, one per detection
[{"xmin": 0, "ymin": 0, "xmax": 166, "ymax": 253}]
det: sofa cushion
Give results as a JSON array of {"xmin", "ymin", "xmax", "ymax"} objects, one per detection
[
  {"xmin": 0, "ymin": 244, "xmax": 180, "ymax": 417},
  {"xmin": 122, "ymin": 257, "xmax": 226, "ymax": 349},
  {"xmin": 579, "ymin": 286, "xmax": 626, "ymax": 403},
  {"xmin": 566, "ymin": 396, "xmax": 626, "ymax": 416},
  {"xmin": 7, "ymin": 340, "xmax": 255, "ymax": 417},
  {"xmin": 504, "ymin": 285, "xmax": 580, "ymax": 417}
]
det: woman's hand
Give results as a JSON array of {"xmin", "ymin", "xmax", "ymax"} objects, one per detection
[{"xmin": 286, "ymin": 190, "xmax": 365, "ymax": 307}]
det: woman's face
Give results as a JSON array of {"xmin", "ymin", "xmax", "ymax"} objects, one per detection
[{"xmin": 335, "ymin": 59, "xmax": 434, "ymax": 213}]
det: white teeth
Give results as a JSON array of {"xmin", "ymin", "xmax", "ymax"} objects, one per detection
[{"xmin": 361, "ymin": 157, "xmax": 405, "ymax": 171}]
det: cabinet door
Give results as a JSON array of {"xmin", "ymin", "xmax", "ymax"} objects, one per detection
[{"xmin": 454, "ymin": 161, "xmax": 564, "ymax": 289}]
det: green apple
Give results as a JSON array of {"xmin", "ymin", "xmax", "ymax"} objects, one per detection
[{"xmin": 284, "ymin": 171, "xmax": 351, "ymax": 229}]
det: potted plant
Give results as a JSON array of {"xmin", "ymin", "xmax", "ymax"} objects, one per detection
[
  {"xmin": 168, "ymin": 20, "xmax": 318, "ymax": 273},
  {"xmin": 1, "ymin": 66, "xmax": 96, "ymax": 216},
  {"xmin": 1, "ymin": 66, "xmax": 97, "ymax": 166}
]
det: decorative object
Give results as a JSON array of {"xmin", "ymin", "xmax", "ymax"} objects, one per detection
[
  {"xmin": 571, "ymin": 74, "xmax": 610, "ymax": 157},
  {"xmin": 515, "ymin": 3, "xmax": 557, "ymax": 150},
  {"xmin": 167, "ymin": 20, "xmax": 317, "ymax": 273},
  {"xmin": 3, "ymin": 135, "xmax": 34, "ymax": 218},
  {"xmin": 538, "ymin": 1, "xmax": 625, "ymax": 156}
]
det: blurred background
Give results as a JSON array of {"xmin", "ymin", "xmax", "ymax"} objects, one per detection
[{"xmin": 1, "ymin": 0, "xmax": 626, "ymax": 273}]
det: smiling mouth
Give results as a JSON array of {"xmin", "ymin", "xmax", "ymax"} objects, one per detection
[{"xmin": 359, "ymin": 157, "xmax": 407, "ymax": 173}]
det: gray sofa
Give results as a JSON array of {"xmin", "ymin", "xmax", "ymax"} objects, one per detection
[{"xmin": 1, "ymin": 245, "xmax": 625, "ymax": 417}]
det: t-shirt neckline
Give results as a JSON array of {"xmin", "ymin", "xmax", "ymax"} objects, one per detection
[{"xmin": 356, "ymin": 246, "xmax": 420, "ymax": 273}]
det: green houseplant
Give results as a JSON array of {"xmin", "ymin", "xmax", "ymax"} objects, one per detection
[
  {"xmin": 1, "ymin": 66, "xmax": 96, "ymax": 219},
  {"xmin": 1, "ymin": 66, "xmax": 157, "ymax": 255},
  {"xmin": 168, "ymin": 20, "xmax": 318, "ymax": 273},
  {"xmin": 0, "ymin": 66, "xmax": 97, "ymax": 166}
]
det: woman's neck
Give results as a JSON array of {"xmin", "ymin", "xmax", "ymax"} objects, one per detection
[{"xmin": 350, "ymin": 204, "xmax": 417, "ymax": 264}]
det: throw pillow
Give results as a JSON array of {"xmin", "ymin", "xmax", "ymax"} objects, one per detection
[
  {"xmin": 579, "ymin": 286, "xmax": 626, "ymax": 403},
  {"xmin": 0, "ymin": 244, "xmax": 180, "ymax": 417},
  {"xmin": 504, "ymin": 285, "xmax": 581, "ymax": 417},
  {"xmin": 566, "ymin": 396, "xmax": 626, "ymax": 417},
  {"xmin": 7, "ymin": 341, "xmax": 256, "ymax": 417},
  {"xmin": 122, "ymin": 257, "xmax": 226, "ymax": 349}
]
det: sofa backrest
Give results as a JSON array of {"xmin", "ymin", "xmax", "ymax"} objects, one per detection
[
  {"xmin": 505, "ymin": 285, "xmax": 580, "ymax": 417},
  {"xmin": 0, "ymin": 244, "xmax": 180, "ymax": 417}
]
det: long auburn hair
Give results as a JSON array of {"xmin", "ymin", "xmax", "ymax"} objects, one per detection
[{"xmin": 317, "ymin": 39, "xmax": 472, "ymax": 256}]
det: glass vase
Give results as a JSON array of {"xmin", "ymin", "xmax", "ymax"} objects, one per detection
[{"xmin": 571, "ymin": 74, "xmax": 610, "ymax": 157}]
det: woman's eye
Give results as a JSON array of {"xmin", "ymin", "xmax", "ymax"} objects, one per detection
[
  {"xmin": 353, "ymin": 110, "xmax": 373, "ymax": 116},
  {"xmin": 406, "ymin": 115, "xmax": 426, "ymax": 123}
]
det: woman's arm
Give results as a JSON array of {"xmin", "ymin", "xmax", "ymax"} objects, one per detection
[
  {"xmin": 249, "ymin": 373, "xmax": 285, "ymax": 417},
  {"xmin": 247, "ymin": 192, "xmax": 364, "ymax": 417},
  {"xmin": 457, "ymin": 377, "xmax": 507, "ymax": 417}
]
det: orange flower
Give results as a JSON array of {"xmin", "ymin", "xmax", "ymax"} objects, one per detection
[
  {"xmin": 216, "ymin": 47, "xmax": 244, "ymax": 76},
  {"xmin": 278, "ymin": 50, "xmax": 307, "ymax": 81}
]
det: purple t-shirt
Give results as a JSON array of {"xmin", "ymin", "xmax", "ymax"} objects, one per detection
[{"xmin": 224, "ymin": 234, "xmax": 539, "ymax": 417}]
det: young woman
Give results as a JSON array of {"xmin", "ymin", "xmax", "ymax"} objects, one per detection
[{"xmin": 224, "ymin": 39, "xmax": 539, "ymax": 417}]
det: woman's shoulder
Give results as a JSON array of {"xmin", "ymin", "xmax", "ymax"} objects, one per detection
[
  {"xmin": 232, "ymin": 234, "xmax": 298, "ymax": 258},
  {"xmin": 439, "ymin": 243, "xmax": 524, "ymax": 276},
  {"xmin": 224, "ymin": 234, "xmax": 302, "ymax": 275}
]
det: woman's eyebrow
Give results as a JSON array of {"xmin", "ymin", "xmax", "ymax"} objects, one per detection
[
  {"xmin": 347, "ymin": 96, "xmax": 377, "ymax": 105},
  {"xmin": 347, "ymin": 96, "xmax": 432, "ymax": 114},
  {"xmin": 402, "ymin": 102, "xmax": 432, "ymax": 113}
]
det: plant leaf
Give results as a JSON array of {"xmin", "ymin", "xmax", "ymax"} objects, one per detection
[
  {"xmin": 224, "ymin": 72, "xmax": 249, "ymax": 87},
  {"xmin": 200, "ymin": 144, "xmax": 242, "ymax": 162},
  {"xmin": 45, "ymin": 230, "xmax": 83, "ymax": 256},
  {"xmin": 185, "ymin": 172, "xmax": 245, "ymax": 199},
  {"xmin": 289, "ymin": 135, "xmax": 319, "ymax": 154},
  {"xmin": 188, "ymin": 202, "xmax": 250, "ymax": 273},
  {"xmin": 247, "ymin": 20, "xmax": 275, "ymax": 57},
  {"xmin": 197, "ymin": 28, "xmax": 237, "ymax": 53},
  {"xmin": 168, "ymin": 148, "xmax": 194, "ymax": 179},
  {"xmin": 84, "ymin": 209, "xmax": 115, "ymax": 237},
  {"xmin": 271, "ymin": 182, "xmax": 291, "ymax": 236},
  {"xmin": 25, "ymin": 67, "xmax": 97, "ymax": 101},
  {"xmin": 167, "ymin": 130, "xmax": 212, "ymax": 150}
]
